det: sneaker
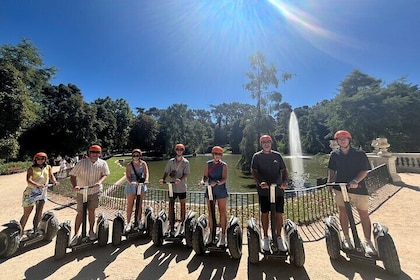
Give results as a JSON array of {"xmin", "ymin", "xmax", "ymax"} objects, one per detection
[
  {"xmin": 364, "ymin": 240, "xmax": 377, "ymax": 256},
  {"xmin": 89, "ymin": 231, "xmax": 97, "ymax": 241},
  {"xmin": 125, "ymin": 224, "xmax": 131, "ymax": 232},
  {"xmin": 262, "ymin": 237, "xmax": 270, "ymax": 251},
  {"xmin": 342, "ymin": 236, "xmax": 354, "ymax": 250},
  {"xmin": 70, "ymin": 235, "xmax": 79, "ymax": 246},
  {"xmin": 217, "ymin": 233, "xmax": 226, "ymax": 247},
  {"xmin": 277, "ymin": 237, "xmax": 287, "ymax": 252}
]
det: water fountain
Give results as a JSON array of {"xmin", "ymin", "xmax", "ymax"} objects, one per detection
[{"xmin": 288, "ymin": 111, "xmax": 305, "ymax": 190}]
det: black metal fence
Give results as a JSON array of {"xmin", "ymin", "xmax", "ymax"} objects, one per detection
[{"xmin": 50, "ymin": 164, "xmax": 392, "ymax": 240}]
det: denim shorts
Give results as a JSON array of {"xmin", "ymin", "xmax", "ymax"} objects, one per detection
[
  {"xmin": 125, "ymin": 183, "xmax": 148, "ymax": 195},
  {"xmin": 205, "ymin": 185, "xmax": 228, "ymax": 200}
]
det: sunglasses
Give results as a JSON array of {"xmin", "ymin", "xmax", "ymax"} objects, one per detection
[
  {"xmin": 175, "ymin": 149, "xmax": 184, "ymax": 152},
  {"xmin": 213, "ymin": 153, "xmax": 223, "ymax": 156},
  {"xmin": 132, "ymin": 154, "xmax": 140, "ymax": 157},
  {"xmin": 89, "ymin": 151, "xmax": 100, "ymax": 154},
  {"xmin": 261, "ymin": 141, "xmax": 272, "ymax": 144},
  {"xmin": 36, "ymin": 157, "xmax": 46, "ymax": 160}
]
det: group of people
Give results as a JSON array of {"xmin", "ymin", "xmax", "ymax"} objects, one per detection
[{"xmin": 20, "ymin": 129, "xmax": 377, "ymax": 255}]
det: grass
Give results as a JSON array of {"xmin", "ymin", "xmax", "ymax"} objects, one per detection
[{"xmin": 104, "ymin": 156, "xmax": 129, "ymax": 184}]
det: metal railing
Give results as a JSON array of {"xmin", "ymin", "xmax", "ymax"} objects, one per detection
[{"xmin": 50, "ymin": 164, "xmax": 392, "ymax": 242}]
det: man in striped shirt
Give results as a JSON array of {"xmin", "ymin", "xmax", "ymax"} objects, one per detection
[{"xmin": 69, "ymin": 145, "xmax": 110, "ymax": 244}]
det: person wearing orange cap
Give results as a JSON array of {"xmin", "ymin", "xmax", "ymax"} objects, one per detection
[
  {"xmin": 20, "ymin": 152, "xmax": 59, "ymax": 235},
  {"xmin": 69, "ymin": 144, "xmax": 110, "ymax": 245},
  {"xmin": 200, "ymin": 145, "xmax": 228, "ymax": 247},
  {"xmin": 124, "ymin": 148, "xmax": 149, "ymax": 232},
  {"xmin": 251, "ymin": 135, "xmax": 289, "ymax": 252},
  {"xmin": 327, "ymin": 130, "xmax": 376, "ymax": 255},
  {"xmin": 159, "ymin": 143, "xmax": 190, "ymax": 230}
]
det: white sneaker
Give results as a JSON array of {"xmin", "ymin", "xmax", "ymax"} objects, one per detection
[
  {"xmin": 89, "ymin": 231, "xmax": 97, "ymax": 241},
  {"xmin": 206, "ymin": 234, "xmax": 213, "ymax": 244},
  {"xmin": 262, "ymin": 237, "xmax": 270, "ymax": 251},
  {"xmin": 217, "ymin": 233, "xmax": 226, "ymax": 247},
  {"xmin": 342, "ymin": 236, "xmax": 354, "ymax": 250},
  {"xmin": 364, "ymin": 240, "xmax": 377, "ymax": 256},
  {"xmin": 125, "ymin": 224, "xmax": 131, "ymax": 232},
  {"xmin": 70, "ymin": 235, "xmax": 79, "ymax": 246},
  {"xmin": 277, "ymin": 237, "xmax": 287, "ymax": 252}
]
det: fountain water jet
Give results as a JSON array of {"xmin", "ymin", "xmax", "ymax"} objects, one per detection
[{"xmin": 288, "ymin": 111, "xmax": 305, "ymax": 189}]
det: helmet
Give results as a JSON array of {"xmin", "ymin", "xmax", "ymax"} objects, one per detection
[
  {"xmin": 132, "ymin": 148, "xmax": 142, "ymax": 155},
  {"xmin": 211, "ymin": 146, "xmax": 223, "ymax": 154},
  {"xmin": 259, "ymin": 134, "xmax": 273, "ymax": 143},
  {"xmin": 334, "ymin": 130, "xmax": 352, "ymax": 140},
  {"xmin": 175, "ymin": 144, "xmax": 185, "ymax": 151},
  {"xmin": 33, "ymin": 152, "xmax": 48, "ymax": 161},
  {"xmin": 89, "ymin": 145, "xmax": 102, "ymax": 152}
]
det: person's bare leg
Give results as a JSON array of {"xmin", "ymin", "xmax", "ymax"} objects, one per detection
[
  {"xmin": 20, "ymin": 206, "xmax": 34, "ymax": 234},
  {"xmin": 261, "ymin": 212, "xmax": 269, "ymax": 237},
  {"xmin": 126, "ymin": 194, "xmax": 135, "ymax": 223}
]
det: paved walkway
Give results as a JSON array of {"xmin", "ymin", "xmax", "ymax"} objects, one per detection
[{"xmin": 0, "ymin": 171, "xmax": 419, "ymax": 279}]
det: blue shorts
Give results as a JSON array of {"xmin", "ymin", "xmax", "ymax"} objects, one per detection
[
  {"xmin": 125, "ymin": 183, "xmax": 147, "ymax": 195},
  {"xmin": 205, "ymin": 185, "xmax": 228, "ymax": 200}
]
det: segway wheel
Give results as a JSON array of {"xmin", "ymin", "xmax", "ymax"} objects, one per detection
[
  {"xmin": 247, "ymin": 229, "xmax": 260, "ymax": 264},
  {"xmin": 146, "ymin": 214, "xmax": 154, "ymax": 238},
  {"xmin": 152, "ymin": 220, "xmax": 163, "ymax": 246},
  {"xmin": 184, "ymin": 218, "xmax": 196, "ymax": 248},
  {"xmin": 112, "ymin": 219, "xmax": 123, "ymax": 246},
  {"xmin": 325, "ymin": 225, "xmax": 341, "ymax": 260},
  {"xmin": 54, "ymin": 227, "xmax": 69, "ymax": 260},
  {"xmin": 377, "ymin": 234, "xmax": 401, "ymax": 275},
  {"xmin": 98, "ymin": 220, "xmax": 109, "ymax": 247},
  {"xmin": 0, "ymin": 228, "xmax": 20, "ymax": 258},
  {"xmin": 228, "ymin": 223, "xmax": 242, "ymax": 259},
  {"xmin": 43, "ymin": 215, "xmax": 59, "ymax": 241},
  {"xmin": 289, "ymin": 231, "xmax": 305, "ymax": 267},
  {"xmin": 192, "ymin": 226, "xmax": 205, "ymax": 255}
]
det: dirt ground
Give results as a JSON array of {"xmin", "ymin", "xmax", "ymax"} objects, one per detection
[{"xmin": 0, "ymin": 170, "xmax": 419, "ymax": 280}]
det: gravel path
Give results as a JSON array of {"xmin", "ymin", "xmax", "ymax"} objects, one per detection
[{"xmin": 0, "ymin": 171, "xmax": 419, "ymax": 280}]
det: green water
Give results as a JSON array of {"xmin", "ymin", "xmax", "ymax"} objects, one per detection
[{"xmin": 141, "ymin": 154, "xmax": 328, "ymax": 193}]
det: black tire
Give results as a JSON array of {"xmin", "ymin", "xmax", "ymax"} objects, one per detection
[
  {"xmin": 247, "ymin": 229, "xmax": 260, "ymax": 264},
  {"xmin": 152, "ymin": 220, "xmax": 163, "ymax": 246},
  {"xmin": 43, "ymin": 215, "xmax": 59, "ymax": 241},
  {"xmin": 325, "ymin": 225, "xmax": 341, "ymax": 260},
  {"xmin": 227, "ymin": 224, "xmax": 242, "ymax": 259},
  {"xmin": 98, "ymin": 221, "xmax": 109, "ymax": 247},
  {"xmin": 0, "ymin": 228, "xmax": 20, "ymax": 258},
  {"xmin": 289, "ymin": 232, "xmax": 305, "ymax": 267},
  {"xmin": 192, "ymin": 226, "xmax": 205, "ymax": 255},
  {"xmin": 146, "ymin": 214, "xmax": 154, "ymax": 238},
  {"xmin": 112, "ymin": 219, "xmax": 123, "ymax": 246},
  {"xmin": 378, "ymin": 234, "xmax": 401, "ymax": 275},
  {"xmin": 184, "ymin": 218, "xmax": 195, "ymax": 248},
  {"xmin": 54, "ymin": 227, "xmax": 69, "ymax": 260}
]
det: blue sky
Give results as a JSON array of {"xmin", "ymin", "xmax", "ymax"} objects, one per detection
[{"xmin": 1, "ymin": 0, "xmax": 419, "ymax": 111}]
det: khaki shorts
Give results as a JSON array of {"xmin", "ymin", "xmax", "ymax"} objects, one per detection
[
  {"xmin": 333, "ymin": 189, "xmax": 369, "ymax": 211},
  {"xmin": 76, "ymin": 192, "xmax": 100, "ymax": 213}
]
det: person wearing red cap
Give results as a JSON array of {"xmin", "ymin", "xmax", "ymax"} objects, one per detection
[
  {"xmin": 159, "ymin": 144, "xmax": 190, "ymax": 230},
  {"xmin": 20, "ymin": 152, "xmax": 59, "ymax": 236},
  {"xmin": 327, "ymin": 130, "xmax": 376, "ymax": 255},
  {"xmin": 69, "ymin": 144, "xmax": 110, "ymax": 245},
  {"xmin": 251, "ymin": 135, "xmax": 289, "ymax": 252},
  {"xmin": 124, "ymin": 148, "xmax": 149, "ymax": 232}
]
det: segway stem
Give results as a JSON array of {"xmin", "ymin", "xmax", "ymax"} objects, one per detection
[
  {"xmin": 164, "ymin": 182, "xmax": 176, "ymax": 232},
  {"xmin": 134, "ymin": 183, "xmax": 143, "ymax": 228},
  {"xmin": 270, "ymin": 184, "xmax": 278, "ymax": 249},
  {"xmin": 207, "ymin": 183, "xmax": 217, "ymax": 243}
]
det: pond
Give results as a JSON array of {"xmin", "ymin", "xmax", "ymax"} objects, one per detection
[{"xmin": 141, "ymin": 154, "xmax": 328, "ymax": 193}]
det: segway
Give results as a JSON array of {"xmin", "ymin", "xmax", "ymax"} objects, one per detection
[
  {"xmin": 192, "ymin": 182, "xmax": 242, "ymax": 259},
  {"xmin": 152, "ymin": 181, "xmax": 196, "ymax": 247},
  {"xmin": 325, "ymin": 183, "xmax": 401, "ymax": 275},
  {"xmin": 247, "ymin": 183, "xmax": 305, "ymax": 266},
  {"xmin": 0, "ymin": 184, "xmax": 59, "ymax": 258},
  {"xmin": 112, "ymin": 180, "xmax": 154, "ymax": 246},
  {"xmin": 54, "ymin": 185, "xmax": 109, "ymax": 260}
]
